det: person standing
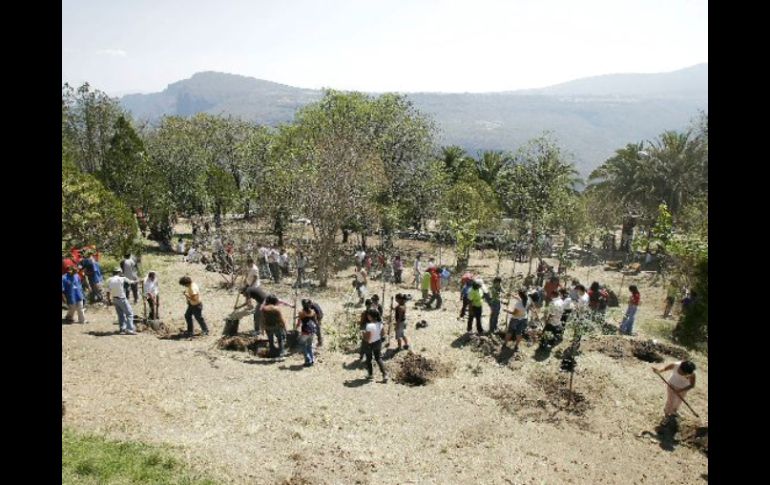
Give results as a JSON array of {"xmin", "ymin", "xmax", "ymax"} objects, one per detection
[
  {"xmin": 80, "ymin": 252, "xmax": 104, "ymax": 303},
  {"xmin": 354, "ymin": 267, "xmax": 368, "ymax": 305},
  {"xmin": 106, "ymin": 269, "xmax": 138, "ymax": 334},
  {"xmin": 488, "ymin": 276, "xmax": 503, "ymax": 334},
  {"xmin": 178, "ymin": 276, "xmax": 209, "ymax": 336},
  {"xmin": 467, "ymin": 280, "xmax": 484, "ymax": 334},
  {"xmin": 261, "ymin": 295, "xmax": 287, "ymax": 357},
  {"xmin": 279, "ymin": 248, "xmax": 291, "ymax": 277},
  {"xmin": 143, "ymin": 271, "xmax": 160, "ymax": 320},
  {"xmin": 619, "ymin": 285, "xmax": 641, "ymax": 335},
  {"xmin": 245, "ymin": 257, "xmax": 261, "ymax": 288},
  {"xmin": 420, "ymin": 270, "xmax": 431, "ymax": 302},
  {"xmin": 663, "ymin": 279, "xmax": 678, "ymax": 318},
  {"xmin": 295, "ymin": 250, "xmax": 307, "ymax": 288},
  {"xmin": 308, "ymin": 299, "xmax": 324, "ymax": 347},
  {"xmin": 393, "ymin": 255, "xmax": 404, "ymax": 284},
  {"xmin": 268, "ymin": 247, "xmax": 281, "ymax": 283},
  {"xmin": 653, "ymin": 361, "xmax": 696, "ymax": 421},
  {"xmin": 394, "ymin": 293, "xmax": 410, "ymax": 351},
  {"xmin": 425, "ymin": 267, "xmax": 442, "ymax": 310},
  {"xmin": 62, "ymin": 266, "xmax": 87, "ymax": 323},
  {"xmin": 413, "ymin": 253, "xmax": 422, "ymax": 289},
  {"xmin": 355, "ymin": 247, "xmax": 366, "ymax": 272},
  {"xmin": 120, "ymin": 254, "xmax": 140, "ymax": 304},
  {"xmin": 502, "ymin": 289, "xmax": 532, "ymax": 353},
  {"xmin": 361, "ymin": 308, "xmax": 388, "ymax": 382},
  {"xmin": 296, "ymin": 299, "xmax": 318, "ymax": 367},
  {"xmin": 459, "ymin": 275, "xmax": 473, "ymax": 319}
]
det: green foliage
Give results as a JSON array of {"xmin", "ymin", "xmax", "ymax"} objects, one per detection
[
  {"xmin": 673, "ymin": 257, "xmax": 708, "ymax": 351},
  {"xmin": 62, "ymin": 157, "xmax": 139, "ymax": 257},
  {"xmin": 62, "ymin": 428, "xmax": 218, "ymax": 485},
  {"xmin": 62, "ymin": 83, "xmax": 125, "ymax": 174},
  {"xmin": 442, "ymin": 174, "xmax": 500, "ymax": 269}
]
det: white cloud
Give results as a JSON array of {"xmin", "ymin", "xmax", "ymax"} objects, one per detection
[{"xmin": 96, "ymin": 49, "xmax": 128, "ymax": 58}]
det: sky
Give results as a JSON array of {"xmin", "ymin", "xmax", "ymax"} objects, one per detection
[{"xmin": 62, "ymin": 0, "xmax": 708, "ymax": 96}]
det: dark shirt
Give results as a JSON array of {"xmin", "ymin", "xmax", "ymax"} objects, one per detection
[
  {"xmin": 244, "ymin": 286, "xmax": 267, "ymax": 304},
  {"xmin": 261, "ymin": 305, "xmax": 285, "ymax": 330}
]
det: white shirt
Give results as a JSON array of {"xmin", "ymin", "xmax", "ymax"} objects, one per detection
[
  {"xmin": 107, "ymin": 276, "xmax": 130, "ymax": 299},
  {"xmin": 512, "ymin": 299, "xmax": 530, "ymax": 319},
  {"xmin": 364, "ymin": 321, "xmax": 384, "ymax": 343},
  {"xmin": 668, "ymin": 362, "xmax": 692, "ymax": 390},
  {"xmin": 548, "ymin": 297, "xmax": 564, "ymax": 324},
  {"xmin": 268, "ymin": 249, "xmax": 279, "ymax": 263},
  {"xmin": 176, "ymin": 241, "xmax": 185, "ymax": 254},
  {"xmin": 280, "ymin": 253, "xmax": 290, "ymax": 266},
  {"xmin": 186, "ymin": 247, "xmax": 200, "ymax": 263},
  {"xmin": 144, "ymin": 277, "xmax": 159, "ymax": 297},
  {"xmin": 563, "ymin": 296, "xmax": 574, "ymax": 311},
  {"xmin": 576, "ymin": 293, "xmax": 590, "ymax": 309},
  {"xmin": 246, "ymin": 264, "xmax": 260, "ymax": 287},
  {"xmin": 121, "ymin": 258, "xmax": 138, "ymax": 279},
  {"xmin": 355, "ymin": 251, "xmax": 366, "ymax": 263},
  {"xmin": 414, "ymin": 259, "xmax": 422, "ymax": 272}
]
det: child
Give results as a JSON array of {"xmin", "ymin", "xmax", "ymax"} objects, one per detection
[
  {"xmin": 394, "ymin": 293, "xmax": 410, "ymax": 350},
  {"xmin": 653, "ymin": 361, "xmax": 696, "ymax": 420}
]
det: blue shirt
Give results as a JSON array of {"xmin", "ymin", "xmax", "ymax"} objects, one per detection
[
  {"xmin": 81, "ymin": 258, "xmax": 103, "ymax": 284},
  {"xmin": 62, "ymin": 273, "xmax": 84, "ymax": 304}
]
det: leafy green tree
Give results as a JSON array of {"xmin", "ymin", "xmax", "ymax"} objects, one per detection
[
  {"xmin": 673, "ymin": 257, "xmax": 707, "ymax": 350},
  {"xmin": 62, "ymin": 157, "xmax": 139, "ymax": 256},
  {"xmin": 496, "ymin": 135, "xmax": 578, "ymax": 273},
  {"xmin": 62, "ymin": 83, "xmax": 124, "ymax": 174}
]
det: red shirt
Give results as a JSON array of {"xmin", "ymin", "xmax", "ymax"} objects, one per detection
[
  {"xmin": 430, "ymin": 270, "xmax": 441, "ymax": 293},
  {"xmin": 630, "ymin": 292, "xmax": 641, "ymax": 306}
]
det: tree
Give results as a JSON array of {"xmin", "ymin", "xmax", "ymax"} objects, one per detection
[
  {"xmin": 496, "ymin": 135, "xmax": 579, "ymax": 273},
  {"xmin": 62, "ymin": 157, "xmax": 139, "ymax": 256},
  {"xmin": 441, "ymin": 174, "xmax": 500, "ymax": 270},
  {"xmin": 289, "ymin": 91, "xmax": 389, "ymax": 287},
  {"xmin": 62, "ymin": 83, "xmax": 124, "ymax": 174}
]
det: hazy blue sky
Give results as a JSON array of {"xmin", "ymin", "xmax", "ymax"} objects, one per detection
[{"xmin": 62, "ymin": 0, "xmax": 708, "ymax": 96}]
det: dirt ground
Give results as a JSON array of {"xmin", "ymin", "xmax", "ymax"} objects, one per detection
[{"xmin": 62, "ymin": 227, "xmax": 707, "ymax": 484}]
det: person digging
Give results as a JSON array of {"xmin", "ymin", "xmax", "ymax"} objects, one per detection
[{"xmin": 653, "ymin": 361, "xmax": 697, "ymax": 423}]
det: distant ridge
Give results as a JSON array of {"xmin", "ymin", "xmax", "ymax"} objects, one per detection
[{"xmin": 119, "ymin": 64, "xmax": 707, "ymax": 175}]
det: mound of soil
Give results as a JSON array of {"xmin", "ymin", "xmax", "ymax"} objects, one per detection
[
  {"xmin": 585, "ymin": 337, "xmax": 690, "ymax": 363},
  {"xmin": 136, "ymin": 321, "xmax": 172, "ymax": 337},
  {"xmin": 218, "ymin": 336, "xmax": 258, "ymax": 352},
  {"xmin": 394, "ymin": 351, "xmax": 453, "ymax": 386},
  {"xmin": 632, "ymin": 340, "xmax": 665, "ymax": 363},
  {"xmin": 453, "ymin": 332, "xmax": 505, "ymax": 358}
]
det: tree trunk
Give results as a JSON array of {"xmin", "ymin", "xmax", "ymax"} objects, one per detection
[
  {"xmin": 527, "ymin": 228, "xmax": 536, "ymax": 275},
  {"xmin": 214, "ymin": 205, "xmax": 222, "ymax": 228},
  {"xmin": 361, "ymin": 232, "xmax": 367, "ymax": 250},
  {"xmin": 342, "ymin": 229, "xmax": 349, "ymax": 244}
]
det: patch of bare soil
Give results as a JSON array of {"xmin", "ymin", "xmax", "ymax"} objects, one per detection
[
  {"xmin": 680, "ymin": 424, "xmax": 708, "ymax": 456},
  {"xmin": 485, "ymin": 371, "xmax": 593, "ymax": 428},
  {"xmin": 393, "ymin": 351, "xmax": 453, "ymax": 386},
  {"xmin": 585, "ymin": 336, "xmax": 690, "ymax": 363}
]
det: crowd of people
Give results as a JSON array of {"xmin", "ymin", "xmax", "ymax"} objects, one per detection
[{"xmin": 62, "ymin": 241, "xmax": 699, "ymax": 419}]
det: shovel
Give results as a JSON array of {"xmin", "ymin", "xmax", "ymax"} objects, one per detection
[{"xmin": 655, "ymin": 371, "xmax": 700, "ymax": 418}]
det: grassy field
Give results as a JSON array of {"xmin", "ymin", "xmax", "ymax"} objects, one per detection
[{"xmin": 62, "ymin": 429, "xmax": 218, "ymax": 485}]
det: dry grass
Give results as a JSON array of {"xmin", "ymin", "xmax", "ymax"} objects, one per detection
[{"xmin": 62, "ymin": 227, "xmax": 707, "ymax": 484}]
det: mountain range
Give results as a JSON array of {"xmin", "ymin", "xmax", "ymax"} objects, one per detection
[{"xmin": 120, "ymin": 63, "xmax": 707, "ymax": 176}]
